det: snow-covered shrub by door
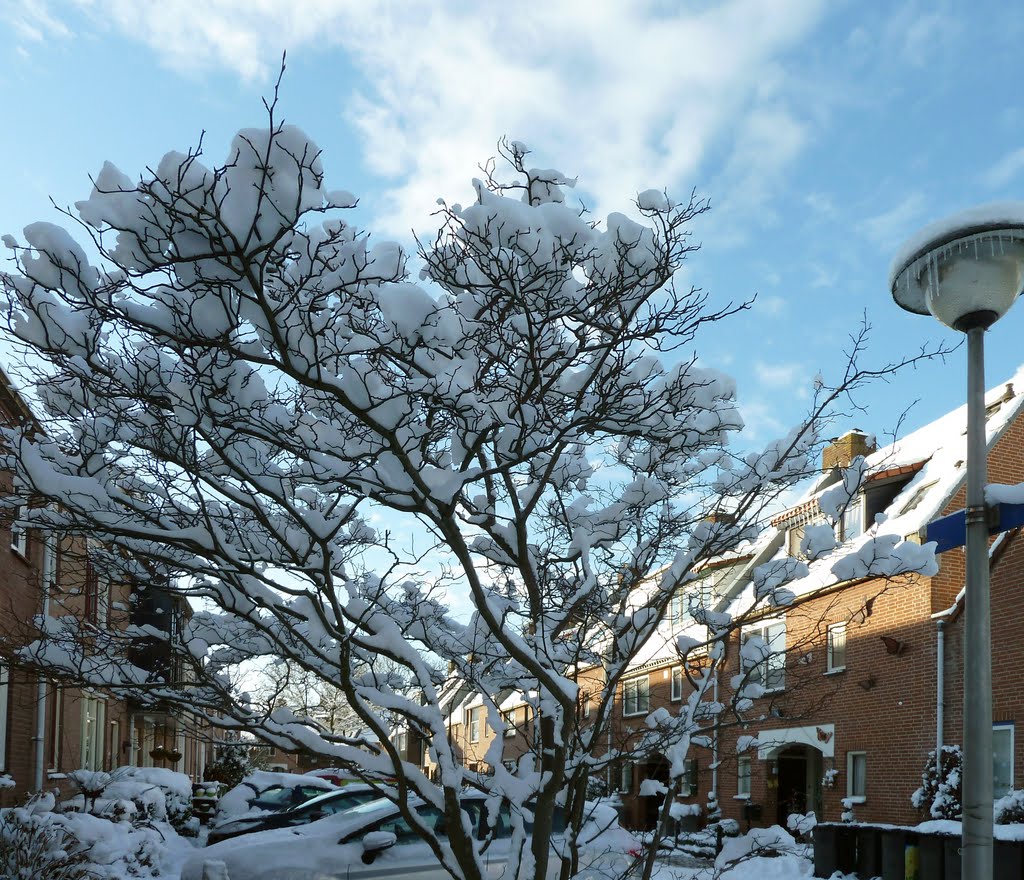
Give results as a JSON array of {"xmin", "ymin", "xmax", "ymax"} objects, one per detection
[
  {"xmin": 995, "ymin": 789, "xmax": 1024, "ymax": 824},
  {"xmin": 911, "ymin": 744, "xmax": 962, "ymax": 819}
]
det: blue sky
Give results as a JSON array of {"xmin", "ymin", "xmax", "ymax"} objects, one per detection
[{"xmin": 2, "ymin": 0, "xmax": 1023, "ymax": 456}]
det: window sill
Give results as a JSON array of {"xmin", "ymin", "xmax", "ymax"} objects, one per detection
[
  {"xmin": 622, "ymin": 710, "xmax": 650, "ymax": 718},
  {"xmin": 733, "ymin": 794, "xmax": 751, "ymax": 801},
  {"xmin": 824, "ymin": 668, "xmax": 846, "ymax": 676},
  {"xmin": 846, "ymin": 796, "xmax": 866, "ymax": 804}
]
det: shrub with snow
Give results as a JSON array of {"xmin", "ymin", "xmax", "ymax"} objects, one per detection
[
  {"xmin": 715, "ymin": 825, "xmax": 802, "ymax": 870},
  {"xmin": 911, "ymin": 744, "xmax": 962, "ymax": 820},
  {"xmin": 0, "ymin": 799, "xmax": 94, "ymax": 880},
  {"xmin": 64, "ymin": 766, "xmax": 198, "ymax": 837},
  {"xmin": 995, "ymin": 790, "xmax": 1024, "ymax": 825}
]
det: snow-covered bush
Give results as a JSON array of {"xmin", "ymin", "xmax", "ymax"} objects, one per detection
[
  {"xmin": 715, "ymin": 825, "xmax": 802, "ymax": 871},
  {"xmin": 787, "ymin": 810, "xmax": 816, "ymax": 840},
  {"xmin": 840, "ymin": 797, "xmax": 856, "ymax": 823},
  {"xmin": 911, "ymin": 744, "xmax": 962, "ymax": 819},
  {"xmin": 995, "ymin": 790, "xmax": 1024, "ymax": 824},
  {"xmin": 0, "ymin": 789, "xmax": 186, "ymax": 880},
  {"xmin": 0, "ymin": 800, "xmax": 94, "ymax": 880},
  {"xmin": 63, "ymin": 766, "xmax": 198, "ymax": 837}
]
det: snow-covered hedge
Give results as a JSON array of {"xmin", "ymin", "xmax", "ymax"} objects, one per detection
[
  {"xmin": 1, "ymin": 791, "xmax": 195, "ymax": 879},
  {"xmin": 64, "ymin": 766, "xmax": 198, "ymax": 836}
]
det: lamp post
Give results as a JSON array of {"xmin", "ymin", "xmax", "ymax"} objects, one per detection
[{"xmin": 891, "ymin": 209, "xmax": 1024, "ymax": 879}]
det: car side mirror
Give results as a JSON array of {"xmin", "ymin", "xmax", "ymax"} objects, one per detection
[{"xmin": 361, "ymin": 831, "xmax": 397, "ymax": 864}]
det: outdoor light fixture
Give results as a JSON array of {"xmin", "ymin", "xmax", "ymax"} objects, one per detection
[{"xmin": 891, "ymin": 204, "xmax": 1024, "ymax": 880}]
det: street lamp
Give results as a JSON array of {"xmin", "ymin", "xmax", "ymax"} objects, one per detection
[{"xmin": 891, "ymin": 207, "xmax": 1024, "ymax": 879}]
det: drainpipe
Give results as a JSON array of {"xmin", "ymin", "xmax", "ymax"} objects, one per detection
[
  {"xmin": 34, "ymin": 534, "xmax": 55, "ymax": 792},
  {"xmin": 935, "ymin": 619, "xmax": 945, "ymax": 780},
  {"xmin": 711, "ymin": 670, "xmax": 719, "ymax": 807}
]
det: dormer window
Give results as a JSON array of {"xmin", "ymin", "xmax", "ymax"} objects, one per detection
[{"xmin": 841, "ymin": 499, "xmax": 863, "ymax": 542}]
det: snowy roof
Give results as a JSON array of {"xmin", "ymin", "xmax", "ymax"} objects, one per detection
[{"xmin": 728, "ymin": 364, "xmax": 1024, "ymax": 607}]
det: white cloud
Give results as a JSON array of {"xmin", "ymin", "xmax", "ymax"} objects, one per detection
[
  {"xmin": 982, "ymin": 147, "xmax": 1024, "ymax": 190},
  {"xmin": 754, "ymin": 360, "xmax": 807, "ymax": 391},
  {"xmin": 31, "ymin": 0, "xmax": 830, "ymax": 240},
  {"xmin": 858, "ymin": 193, "xmax": 927, "ymax": 248}
]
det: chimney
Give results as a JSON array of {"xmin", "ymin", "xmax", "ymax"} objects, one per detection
[{"xmin": 822, "ymin": 429, "xmax": 876, "ymax": 473}]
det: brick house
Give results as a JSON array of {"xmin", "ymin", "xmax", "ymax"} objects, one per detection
[
  {"xmin": 0, "ymin": 370, "xmax": 213, "ymax": 805},
  {"xmin": 398, "ymin": 366, "xmax": 1024, "ymax": 835},
  {"xmin": 618, "ymin": 366, "xmax": 1024, "ymax": 831}
]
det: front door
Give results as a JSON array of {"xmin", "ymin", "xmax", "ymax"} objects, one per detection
[{"xmin": 776, "ymin": 745, "xmax": 822, "ymax": 825}]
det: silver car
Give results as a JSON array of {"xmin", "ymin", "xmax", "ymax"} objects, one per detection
[{"xmin": 183, "ymin": 794, "xmax": 637, "ymax": 880}]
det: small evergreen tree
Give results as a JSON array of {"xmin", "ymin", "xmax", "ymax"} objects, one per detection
[
  {"xmin": 204, "ymin": 744, "xmax": 253, "ymax": 790},
  {"xmin": 911, "ymin": 744, "xmax": 962, "ymax": 819}
]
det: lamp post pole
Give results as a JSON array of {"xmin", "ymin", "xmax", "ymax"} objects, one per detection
[
  {"xmin": 962, "ymin": 322, "xmax": 993, "ymax": 878},
  {"xmin": 891, "ymin": 209, "xmax": 1024, "ymax": 880}
]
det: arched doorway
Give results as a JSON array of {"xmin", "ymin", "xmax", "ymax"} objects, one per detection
[{"xmin": 775, "ymin": 744, "xmax": 823, "ymax": 825}]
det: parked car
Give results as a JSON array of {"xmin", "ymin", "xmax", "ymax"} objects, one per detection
[
  {"xmin": 207, "ymin": 784, "xmax": 389, "ymax": 845},
  {"xmin": 247, "ymin": 782, "xmax": 339, "ymax": 812},
  {"xmin": 213, "ymin": 770, "xmax": 339, "ymax": 827},
  {"xmin": 183, "ymin": 793, "xmax": 637, "ymax": 880}
]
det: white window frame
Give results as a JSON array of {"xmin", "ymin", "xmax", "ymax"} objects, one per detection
[
  {"xmin": 582, "ymin": 693, "xmax": 591, "ymax": 718},
  {"xmin": 743, "ymin": 621, "xmax": 786, "ymax": 692},
  {"xmin": 108, "ymin": 719, "xmax": 120, "ymax": 772},
  {"xmin": 994, "ymin": 723, "xmax": 1015, "ymax": 797},
  {"xmin": 619, "ymin": 762, "xmax": 632, "ymax": 794},
  {"xmin": 80, "ymin": 695, "xmax": 106, "ymax": 771},
  {"xmin": 847, "ymin": 751, "xmax": 867, "ymax": 803},
  {"xmin": 0, "ymin": 662, "xmax": 8, "ymax": 770},
  {"xmin": 10, "ymin": 505, "xmax": 26, "ymax": 557},
  {"xmin": 736, "ymin": 756, "xmax": 751, "ymax": 798},
  {"xmin": 48, "ymin": 682, "xmax": 63, "ymax": 772},
  {"xmin": 502, "ymin": 709, "xmax": 516, "ymax": 737},
  {"xmin": 827, "ymin": 622, "xmax": 847, "ymax": 673},
  {"xmin": 841, "ymin": 499, "xmax": 863, "ymax": 542},
  {"xmin": 680, "ymin": 758, "xmax": 698, "ymax": 797},
  {"xmin": 622, "ymin": 675, "xmax": 650, "ymax": 717},
  {"xmin": 671, "ymin": 667, "xmax": 684, "ymax": 701},
  {"xmin": 468, "ymin": 706, "xmax": 482, "ymax": 743}
]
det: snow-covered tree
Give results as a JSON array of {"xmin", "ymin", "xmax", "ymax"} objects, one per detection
[{"xmin": 0, "ymin": 82, "xmax": 944, "ymax": 880}]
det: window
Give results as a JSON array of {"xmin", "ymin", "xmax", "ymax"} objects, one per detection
[
  {"xmin": 0, "ymin": 662, "xmax": 8, "ymax": 770},
  {"xmin": 623, "ymin": 676, "xmax": 650, "ymax": 717},
  {"xmin": 619, "ymin": 762, "xmax": 632, "ymax": 794},
  {"xmin": 80, "ymin": 695, "xmax": 106, "ymax": 771},
  {"xmin": 827, "ymin": 623, "xmax": 847, "ymax": 672},
  {"xmin": 468, "ymin": 707, "xmax": 482, "ymax": 743},
  {"xmin": 47, "ymin": 683, "xmax": 63, "ymax": 771},
  {"xmin": 994, "ymin": 724, "xmax": 1015, "ymax": 797},
  {"xmin": 669, "ymin": 592, "xmax": 689, "ymax": 627},
  {"xmin": 10, "ymin": 506, "xmax": 26, "ymax": 557},
  {"xmin": 502, "ymin": 709, "xmax": 516, "ymax": 737},
  {"xmin": 841, "ymin": 500, "xmax": 863, "ymax": 542},
  {"xmin": 847, "ymin": 751, "xmax": 867, "ymax": 803},
  {"xmin": 743, "ymin": 622, "xmax": 786, "ymax": 691},
  {"xmin": 786, "ymin": 525, "xmax": 806, "ymax": 558},
  {"xmin": 680, "ymin": 758, "xmax": 698, "ymax": 797},
  {"xmin": 737, "ymin": 756, "xmax": 751, "ymax": 798},
  {"xmin": 671, "ymin": 667, "xmax": 684, "ymax": 701},
  {"xmin": 581, "ymin": 693, "xmax": 591, "ymax": 718},
  {"xmin": 395, "ymin": 731, "xmax": 407, "ymax": 757},
  {"xmin": 84, "ymin": 562, "xmax": 100, "ymax": 624},
  {"xmin": 108, "ymin": 720, "xmax": 119, "ymax": 772}
]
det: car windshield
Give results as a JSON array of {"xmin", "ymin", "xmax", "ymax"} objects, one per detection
[{"xmin": 252, "ymin": 787, "xmax": 291, "ymax": 806}]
